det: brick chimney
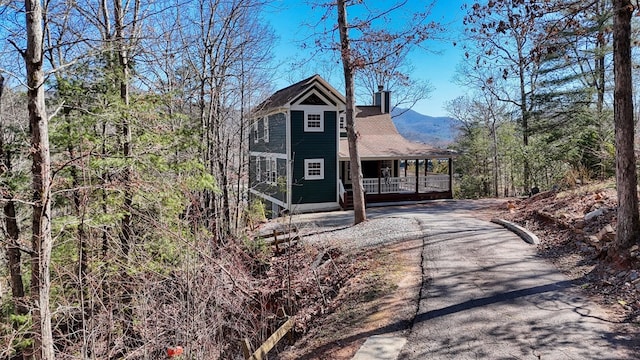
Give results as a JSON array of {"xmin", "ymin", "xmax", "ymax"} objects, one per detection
[{"xmin": 373, "ymin": 85, "xmax": 391, "ymax": 114}]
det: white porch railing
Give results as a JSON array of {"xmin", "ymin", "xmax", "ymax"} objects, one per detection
[
  {"xmin": 362, "ymin": 175, "xmax": 450, "ymax": 194},
  {"xmin": 421, "ymin": 174, "xmax": 450, "ymax": 192},
  {"xmin": 338, "ymin": 179, "xmax": 346, "ymax": 203}
]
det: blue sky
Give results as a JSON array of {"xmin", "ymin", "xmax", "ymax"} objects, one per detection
[{"xmin": 262, "ymin": 0, "xmax": 469, "ymax": 117}]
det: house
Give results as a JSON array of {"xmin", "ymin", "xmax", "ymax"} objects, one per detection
[{"xmin": 249, "ymin": 74, "xmax": 455, "ymax": 216}]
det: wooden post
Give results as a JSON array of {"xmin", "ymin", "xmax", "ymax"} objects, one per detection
[
  {"xmin": 273, "ymin": 229, "xmax": 278, "ymax": 253},
  {"xmin": 448, "ymin": 158, "xmax": 453, "ymax": 196},
  {"xmin": 415, "ymin": 159, "xmax": 419, "ymax": 193},
  {"xmin": 377, "ymin": 160, "xmax": 381, "ymax": 194}
]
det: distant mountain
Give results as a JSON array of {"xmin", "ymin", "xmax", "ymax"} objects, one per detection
[{"xmin": 391, "ymin": 108, "xmax": 460, "ymax": 147}]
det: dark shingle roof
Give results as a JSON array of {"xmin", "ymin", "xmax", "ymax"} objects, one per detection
[{"xmin": 253, "ymin": 74, "xmax": 345, "ymax": 114}]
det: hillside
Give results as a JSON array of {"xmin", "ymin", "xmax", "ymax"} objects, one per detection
[
  {"xmin": 497, "ymin": 181, "xmax": 640, "ymax": 325},
  {"xmin": 391, "ymin": 107, "xmax": 460, "ymax": 147}
]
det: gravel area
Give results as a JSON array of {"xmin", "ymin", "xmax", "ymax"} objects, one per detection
[{"xmin": 260, "ymin": 213, "xmax": 424, "ymax": 250}]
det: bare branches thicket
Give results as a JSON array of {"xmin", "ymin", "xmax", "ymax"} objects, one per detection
[
  {"xmin": 0, "ymin": 0, "xmax": 282, "ymax": 358},
  {"xmin": 320, "ymin": 0, "xmax": 442, "ymax": 224}
]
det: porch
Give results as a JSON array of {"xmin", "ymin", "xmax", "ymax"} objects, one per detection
[{"xmin": 339, "ymin": 158, "xmax": 453, "ymax": 209}]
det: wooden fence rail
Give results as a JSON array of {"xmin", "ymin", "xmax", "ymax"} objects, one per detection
[{"xmin": 242, "ymin": 317, "xmax": 295, "ymax": 360}]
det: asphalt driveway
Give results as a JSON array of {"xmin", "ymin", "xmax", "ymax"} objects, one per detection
[
  {"xmin": 287, "ymin": 200, "xmax": 637, "ymax": 359},
  {"xmin": 396, "ymin": 209, "xmax": 634, "ymax": 359}
]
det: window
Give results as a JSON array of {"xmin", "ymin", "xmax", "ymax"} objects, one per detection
[
  {"xmin": 265, "ymin": 157, "xmax": 277, "ymax": 184},
  {"xmin": 304, "ymin": 112, "xmax": 324, "ymax": 132},
  {"xmin": 255, "ymin": 156, "xmax": 261, "ymax": 182},
  {"xmin": 339, "ymin": 114, "xmax": 346, "ymax": 132},
  {"xmin": 304, "ymin": 159, "xmax": 324, "ymax": 180},
  {"xmin": 253, "ymin": 121, "xmax": 259, "ymax": 143},
  {"xmin": 263, "ymin": 117, "xmax": 269, "ymax": 143}
]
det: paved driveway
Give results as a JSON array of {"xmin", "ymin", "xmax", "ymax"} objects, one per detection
[
  {"xmin": 289, "ymin": 200, "xmax": 637, "ymax": 359},
  {"xmin": 396, "ymin": 209, "xmax": 634, "ymax": 359}
]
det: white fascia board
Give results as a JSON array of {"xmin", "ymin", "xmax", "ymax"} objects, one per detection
[
  {"xmin": 289, "ymin": 202, "xmax": 341, "ymax": 214},
  {"xmin": 291, "ymin": 88, "xmax": 340, "ymax": 109},
  {"xmin": 310, "ymin": 75, "xmax": 346, "ymax": 107},
  {"xmin": 286, "ymin": 110, "xmax": 292, "ymax": 210},
  {"xmin": 250, "ymin": 151, "xmax": 287, "ymax": 160},
  {"xmin": 249, "ymin": 188, "xmax": 287, "ymax": 208}
]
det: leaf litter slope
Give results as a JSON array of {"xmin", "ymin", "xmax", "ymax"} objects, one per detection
[{"xmin": 497, "ymin": 181, "xmax": 640, "ymax": 351}]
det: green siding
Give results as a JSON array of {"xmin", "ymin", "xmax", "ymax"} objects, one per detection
[
  {"xmin": 249, "ymin": 112, "xmax": 287, "ymax": 205},
  {"xmin": 249, "ymin": 112, "xmax": 286, "ymax": 154},
  {"xmin": 249, "ymin": 155, "xmax": 286, "ymax": 204},
  {"xmin": 291, "ymin": 110, "xmax": 337, "ymax": 204}
]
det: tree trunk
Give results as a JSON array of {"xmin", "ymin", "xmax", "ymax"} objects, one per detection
[
  {"xmin": 25, "ymin": 1, "xmax": 55, "ymax": 358},
  {"xmin": 1, "ymin": 74, "xmax": 28, "ymax": 318},
  {"xmin": 337, "ymin": 0, "xmax": 366, "ymax": 224},
  {"xmin": 113, "ymin": 0, "xmax": 139, "ymax": 352},
  {"xmin": 611, "ymin": 0, "xmax": 639, "ymax": 253},
  {"xmin": 595, "ymin": 0, "xmax": 607, "ymax": 115},
  {"xmin": 517, "ymin": 45, "xmax": 530, "ymax": 194},
  {"xmin": 115, "ymin": 0, "xmax": 133, "ymax": 257},
  {"xmin": 492, "ymin": 125, "xmax": 499, "ymax": 198},
  {"xmin": 595, "ymin": 0, "xmax": 608, "ymax": 180}
]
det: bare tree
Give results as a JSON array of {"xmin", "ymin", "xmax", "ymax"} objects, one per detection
[
  {"xmin": 611, "ymin": 0, "xmax": 639, "ymax": 254},
  {"xmin": 178, "ymin": 0, "xmax": 274, "ymax": 238},
  {"xmin": 356, "ymin": 42, "xmax": 433, "ymax": 115},
  {"xmin": 331, "ymin": 0, "xmax": 441, "ymax": 224},
  {"xmin": 24, "ymin": 0, "xmax": 55, "ymax": 358},
  {"xmin": 336, "ymin": 0, "xmax": 366, "ymax": 223}
]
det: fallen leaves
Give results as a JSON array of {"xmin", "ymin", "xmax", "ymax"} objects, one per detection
[{"xmin": 497, "ymin": 182, "xmax": 640, "ymax": 324}]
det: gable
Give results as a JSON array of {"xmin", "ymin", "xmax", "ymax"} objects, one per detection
[
  {"xmin": 291, "ymin": 85, "xmax": 338, "ymax": 107},
  {"xmin": 299, "ymin": 92, "xmax": 328, "ymax": 105},
  {"xmin": 253, "ymin": 74, "xmax": 345, "ymax": 116}
]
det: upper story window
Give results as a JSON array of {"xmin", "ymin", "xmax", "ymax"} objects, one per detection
[
  {"xmin": 304, "ymin": 159, "xmax": 324, "ymax": 180},
  {"xmin": 339, "ymin": 114, "xmax": 346, "ymax": 132},
  {"xmin": 263, "ymin": 116, "xmax": 269, "ymax": 143},
  {"xmin": 304, "ymin": 113, "xmax": 324, "ymax": 132},
  {"xmin": 253, "ymin": 121, "xmax": 259, "ymax": 143}
]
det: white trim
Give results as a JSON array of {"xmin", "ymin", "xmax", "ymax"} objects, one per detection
[
  {"xmin": 291, "ymin": 87, "xmax": 340, "ymax": 108},
  {"xmin": 266, "ymin": 156, "xmax": 277, "ymax": 184},
  {"xmin": 250, "ymin": 151, "xmax": 287, "ymax": 160},
  {"xmin": 253, "ymin": 121, "xmax": 259, "ymax": 143},
  {"xmin": 304, "ymin": 159, "xmax": 324, "ymax": 180},
  {"xmin": 286, "ymin": 111, "xmax": 292, "ymax": 210},
  {"xmin": 263, "ymin": 116, "xmax": 269, "ymax": 142},
  {"xmin": 255, "ymin": 155, "xmax": 262, "ymax": 182},
  {"xmin": 336, "ymin": 112, "xmax": 341, "ymax": 203},
  {"xmin": 249, "ymin": 188, "xmax": 287, "ymax": 209},
  {"xmin": 289, "ymin": 202, "xmax": 341, "ymax": 214},
  {"xmin": 304, "ymin": 75, "xmax": 346, "ymax": 106},
  {"xmin": 304, "ymin": 112, "xmax": 324, "ymax": 132}
]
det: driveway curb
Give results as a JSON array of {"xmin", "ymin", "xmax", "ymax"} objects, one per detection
[
  {"xmin": 351, "ymin": 336, "xmax": 407, "ymax": 360},
  {"xmin": 491, "ymin": 218, "xmax": 540, "ymax": 245}
]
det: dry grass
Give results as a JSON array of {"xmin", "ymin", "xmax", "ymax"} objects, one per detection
[{"xmin": 277, "ymin": 239, "xmax": 422, "ymax": 359}]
